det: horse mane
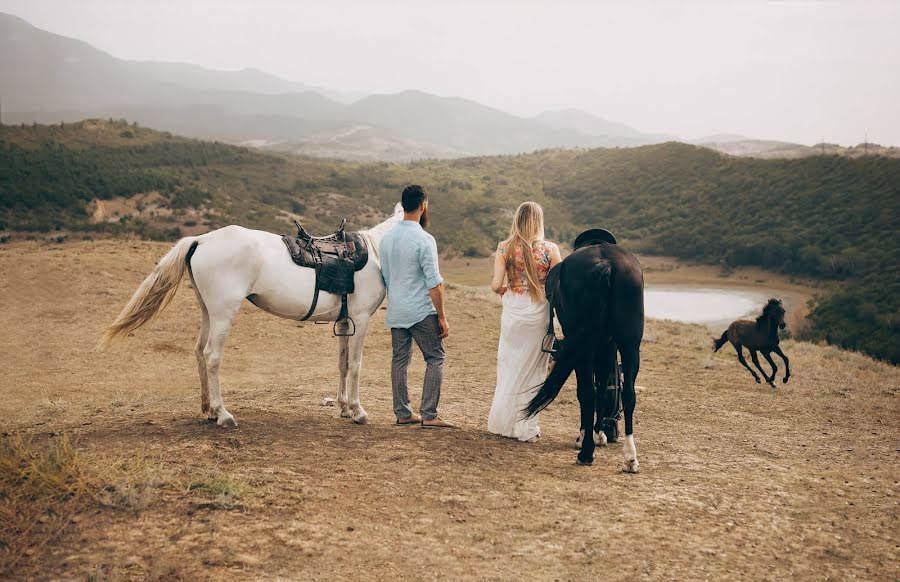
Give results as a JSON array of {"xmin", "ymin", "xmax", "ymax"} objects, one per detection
[{"xmin": 755, "ymin": 298, "xmax": 783, "ymax": 327}]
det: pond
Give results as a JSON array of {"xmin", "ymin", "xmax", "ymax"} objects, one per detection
[{"xmin": 644, "ymin": 286, "xmax": 770, "ymax": 327}]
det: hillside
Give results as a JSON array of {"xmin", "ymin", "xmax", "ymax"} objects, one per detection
[
  {"xmin": 1, "ymin": 120, "xmax": 897, "ymax": 363},
  {"xmin": 533, "ymin": 108, "xmax": 673, "ymax": 144}
]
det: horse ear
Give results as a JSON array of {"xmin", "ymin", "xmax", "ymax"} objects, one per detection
[{"xmin": 393, "ymin": 202, "xmax": 403, "ymax": 215}]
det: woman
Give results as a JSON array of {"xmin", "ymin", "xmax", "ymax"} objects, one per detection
[{"xmin": 488, "ymin": 202, "xmax": 562, "ymax": 442}]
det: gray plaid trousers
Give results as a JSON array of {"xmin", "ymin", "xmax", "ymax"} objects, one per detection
[{"xmin": 390, "ymin": 314, "xmax": 445, "ymax": 420}]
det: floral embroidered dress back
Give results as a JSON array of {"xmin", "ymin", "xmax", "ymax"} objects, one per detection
[
  {"xmin": 502, "ymin": 240, "xmax": 552, "ymax": 296},
  {"xmin": 488, "ymin": 238, "xmax": 553, "ymax": 442}
]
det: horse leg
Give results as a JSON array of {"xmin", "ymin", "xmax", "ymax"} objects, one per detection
[
  {"xmin": 619, "ymin": 343, "xmax": 640, "ymax": 473},
  {"xmin": 594, "ymin": 342, "xmax": 618, "ymax": 445},
  {"xmin": 773, "ymin": 345, "xmax": 791, "ymax": 383},
  {"xmin": 733, "ymin": 343, "xmax": 761, "ymax": 383},
  {"xmin": 190, "ymin": 277, "xmax": 211, "ymax": 417},
  {"xmin": 762, "ymin": 351, "xmax": 779, "ymax": 387},
  {"xmin": 203, "ymin": 299, "xmax": 242, "ymax": 428},
  {"xmin": 751, "ymin": 350, "xmax": 775, "ymax": 388},
  {"xmin": 335, "ymin": 324, "xmax": 351, "ymax": 418},
  {"xmin": 575, "ymin": 358, "xmax": 596, "ymax": 466},
  {"xmin": 346, "ymin": 317, "xmax": 370, "ymax": 425}
]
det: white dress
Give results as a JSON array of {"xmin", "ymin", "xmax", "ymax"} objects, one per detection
[{"xmin": 488, "ymin": 242, "xmax": 552, "ymax": 442}]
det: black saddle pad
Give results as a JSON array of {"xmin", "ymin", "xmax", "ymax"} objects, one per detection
[{"xmin": 281, "ymin": 231, "xmax": 369, "ymax": 296}]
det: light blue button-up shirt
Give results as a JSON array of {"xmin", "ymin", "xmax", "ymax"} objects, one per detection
[{"xmin": 379, "ymin": 220, "xmax": 444, "ymax": 329}]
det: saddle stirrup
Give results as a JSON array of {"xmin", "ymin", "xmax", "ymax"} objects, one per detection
[{"xmin": 333, "ymin": 294, "xmax": 356, "ymax": 337}]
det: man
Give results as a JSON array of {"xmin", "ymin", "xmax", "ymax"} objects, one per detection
[{"xmin": 380, "ymin": 185, "xmax": 454, "ymax": 428}]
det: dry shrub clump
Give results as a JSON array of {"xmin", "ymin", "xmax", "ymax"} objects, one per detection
[
  {"xmin": 0, "ymin": 435, "xmax": 163, "ymax": 575},
  {"xmin": 0, "ymin": 435, "xmax": 93, "ymax": 575},
  {"xmin": 187, "ymin": 473, "xmax": 245, "ymax": 510}
]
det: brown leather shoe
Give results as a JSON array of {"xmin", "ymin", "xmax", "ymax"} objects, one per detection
[
  {"xmin": 396, "ymin": 413, "xmax": 422, "ymax": 425},
  {"xmin": 422, "ymin": 417, "xmax": 456, "ymax": 429}
]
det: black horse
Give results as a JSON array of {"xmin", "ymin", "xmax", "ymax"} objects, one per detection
[
  {"xmin": 525, "ymin": 232, "xmax": 644, "ymax": 470},
  {"xmin": 713, "ymin": 298, "xmax": 790, "ymax": 389}
]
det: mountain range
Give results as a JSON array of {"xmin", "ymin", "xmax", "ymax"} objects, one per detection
[
  {"xmin": 3, "ymin": 12, "xmax": 889, "ymax": 161},
  {"xmin": 0, "ymin": 12, "xmax": 675, "ymax": 160}
]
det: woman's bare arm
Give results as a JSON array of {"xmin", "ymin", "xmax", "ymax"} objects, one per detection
[
  {"xmin": 491, "ymin": 244, "xmax": 508, "ymax": 295},
  {"xmin": 549, "ymin": 242, "xmax": 563, "ymax": 268}
]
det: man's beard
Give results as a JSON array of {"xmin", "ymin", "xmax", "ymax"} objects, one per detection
[{"xmin": 419, "ymin": 206, "xmax": 430, "ymax": 229}]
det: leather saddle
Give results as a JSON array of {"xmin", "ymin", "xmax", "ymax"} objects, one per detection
[{"xmin": 281, "ymin": 218, "xmax": 369, "ymax": 336}]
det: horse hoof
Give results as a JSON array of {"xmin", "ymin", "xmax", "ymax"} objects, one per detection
[
  {"xmin": 339, "ymin": 408, "xmax": 352, "ymax": 419},
  {"xmin": 352, "ymin": 411, "xmax": 369, "ymax": 425},
  {"xmin": 576, "ymin": 450, "xmax": 595, "ymax": 465},
  {"xmin": 594, "ymin": 431, "xmax": 607, "ymax": 447},
  {"xmin": 783, "ymin": 377, "xmax": 790, "ymax": 384},
  {"xmin": 575, "ymin": 430, "xmax": 585, "ymax": 449},
  {"xmin": 622, "ymin": 459, "xmax": 640, "ymax": 473},
  {"xmin": 754, "ymin": 377, "xmax": 761, "ymax": 384},
  {"xmin": 217, "ymin": 417, "xmax": 237, "ymax": 429}
]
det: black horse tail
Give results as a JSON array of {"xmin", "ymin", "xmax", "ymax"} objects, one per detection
[
  {"xmin": 523, "ymin": 260, "xmax": 611, "ymax": 419},
  {"xmin": 712, "ymin": 330, "xmax": 729, "ymax": 352}
]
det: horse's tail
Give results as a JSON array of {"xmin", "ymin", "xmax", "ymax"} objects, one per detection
[
  {"xmin": 523, "ymin": 260, "xmax": 611, "ymax": 419},
  {"xmin": 712, "ymin": 330, "xmax": 729, "ymax": 352},
  {"xmin": 96, "ymin": 237, "xmax": 199, "ymax": 350}
]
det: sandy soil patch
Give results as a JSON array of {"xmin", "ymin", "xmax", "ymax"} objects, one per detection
[{"xmin": 0, "ymin": 240, "xmax": 896, "ymax": 580}]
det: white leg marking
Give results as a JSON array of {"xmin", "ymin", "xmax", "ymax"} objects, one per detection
[
  {"xmin": 594, "ymin": 430, "xmax": 607, "ymax": 447},
  {"xmin": 622, "ymin": 434, "xmax": 639, "ymax": 473}
]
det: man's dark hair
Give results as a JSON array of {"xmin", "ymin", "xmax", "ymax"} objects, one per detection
[{"xmin": 401, "ymin": 184, "xmax": 428, "ymax": 212}]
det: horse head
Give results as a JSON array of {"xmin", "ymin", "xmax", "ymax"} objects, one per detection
[{"xmin": 759, "ymin": 298, "xmax": 786, "ymax": 331}]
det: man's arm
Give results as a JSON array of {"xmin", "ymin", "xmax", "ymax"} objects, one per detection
[
  {"xmin": 428, "ymin": 284, "xmax": 449, "ymax": 338},
  {"xmin": 420, "ymin": 237, "xmax": 449, "ymax": 338}
]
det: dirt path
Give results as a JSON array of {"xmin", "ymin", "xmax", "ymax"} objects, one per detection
[{"xmin": 1, "ymin": 241, "xmax": 897, "ymax": 580}]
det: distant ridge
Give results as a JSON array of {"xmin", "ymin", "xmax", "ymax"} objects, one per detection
[
  {"xmin": 533, "ymin": 108, "xmax": 674, "ymax": 144},
  {"xmin": 0, "ymin": 12, "xmax": 671, "ymax": 160}
]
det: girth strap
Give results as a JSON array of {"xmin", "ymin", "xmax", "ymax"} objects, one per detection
[{"xmin": 300, "ymin": 263, "xmax": 322, "ymax": 322}]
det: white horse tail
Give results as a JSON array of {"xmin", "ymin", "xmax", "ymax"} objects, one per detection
[{"xmin": 97, "ymin": 237, "xmax": 199, "ymax": 350}]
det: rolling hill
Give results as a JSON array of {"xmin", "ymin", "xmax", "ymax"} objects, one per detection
[{"xmin": 1, "ymin": 120, "xmax": 898, "ymax": 363}]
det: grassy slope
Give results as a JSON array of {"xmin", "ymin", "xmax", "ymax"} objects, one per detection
[
  {"xmin": 0, "ymin": 240, "xmax": 897, "ymax": 580},
  {"xmin": 1, "ymin": 120, "xmax": 897, "ymax": 362}
]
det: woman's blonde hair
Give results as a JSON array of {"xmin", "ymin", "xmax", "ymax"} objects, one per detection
[{"xmin": 504, "ymin": 201, "xmax": 546, "ymax": 302}]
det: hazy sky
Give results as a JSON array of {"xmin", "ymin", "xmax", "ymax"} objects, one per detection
[{"xmin": 3, "ymin": 0, "xmax": 899, "ymax": 145}]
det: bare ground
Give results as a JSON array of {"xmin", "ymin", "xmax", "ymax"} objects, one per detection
[{"xmin": 1, "ymin": 240, "xmax": 897, "ymax": 581}]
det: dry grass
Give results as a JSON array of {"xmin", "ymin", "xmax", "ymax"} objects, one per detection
[
  {"xmin": 0, "ymin": 435, "xmax": 93, "ymax": 575},
  {"xmin": 1, "ymin": 240, "xmax": 897, "ymax": 580},
  {"xmin": 0, "ymin": 434, "xmax": 246, "ymax": 577}
]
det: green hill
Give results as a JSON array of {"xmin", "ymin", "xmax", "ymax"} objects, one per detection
[{"xmin": 1, "ymin": 120, "xmax": 897, "ymax": 363}]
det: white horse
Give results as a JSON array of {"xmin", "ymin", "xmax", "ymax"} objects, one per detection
[{"xmin": 98, "ymin": 204, "xmax": 404, "ymax": 427}]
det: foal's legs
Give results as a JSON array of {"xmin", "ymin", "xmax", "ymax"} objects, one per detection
[
  {"xmin": 762, "ymin": 351, "xmax": 779, "ymax": 386},
  {"xmin": 335, "ymin": 324, "xmax": 351, "ymax": 418},
  {"xmin": 345, "ymin": 316, "xmax": 370, "ymax": 425},
  {"xmin": 750, "ymin": 350, "xmax": 775, "ymax": 387},
  {"xmin": 773, "ymin": 345, "xmax": 791, "ymax": 383},
  {"xmin": 619, "ymin": 343, "xmax": 640, "ymax": 473},
  {"xmin": 575, "ymin": 357, "xmax": 597, "ymax": 466},
  {"xmin": 203, "ymin": 298, "xmax": 242, "ymax": 428},
  {"xmin": 733, "ymin": 342, "xmax": 761, "ymax": 383}
]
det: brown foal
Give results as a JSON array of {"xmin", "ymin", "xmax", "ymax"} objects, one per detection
[{"xmin": 713, "ymin": 298, "xmax": 791, "ymax": 389}]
